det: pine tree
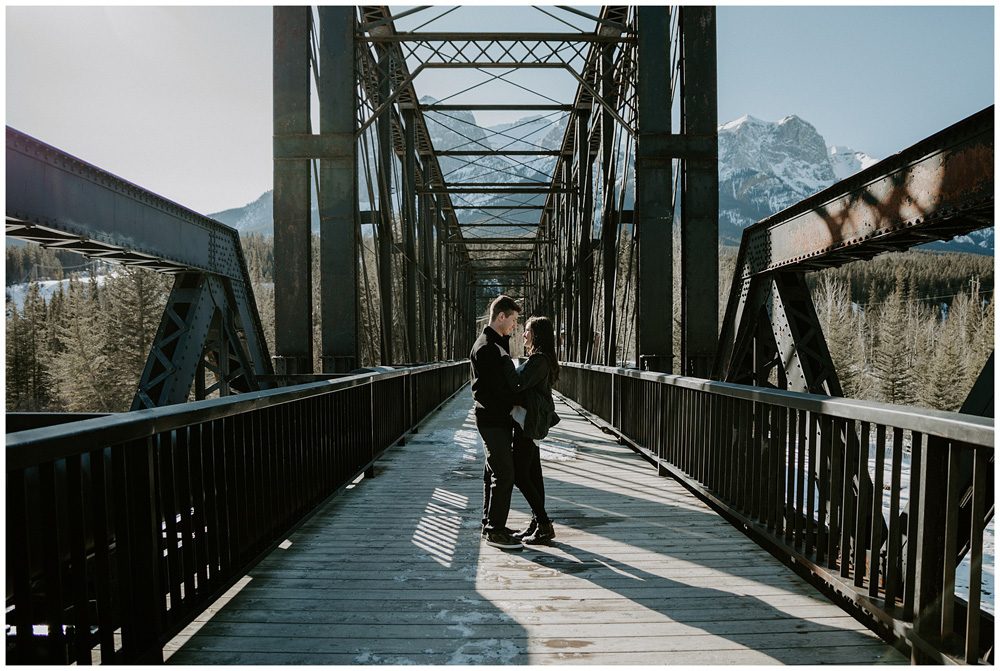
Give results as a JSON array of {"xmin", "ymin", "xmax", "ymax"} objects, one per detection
[
  {"xmin": 6, "ymin": 282, "xmax": 57, "ymax": 410},
  {"xmin": 102, "ymin": 266, "xmax": 173, "ymax": 409},
  {"xmin": 872, "ymin": 272, "xmax": 916, "ymax": 405},
  {"xmin": 52, "ymin": 275, "xmax": 117, "ymax": 411},
  {"xmin": 814, "ymin": 275, "xmax": 861, "ymax": 396}
]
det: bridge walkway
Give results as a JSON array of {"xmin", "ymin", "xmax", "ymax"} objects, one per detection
[{"xmin": 164, "ymin": 387, "xmax": 907, "ymax": 664}]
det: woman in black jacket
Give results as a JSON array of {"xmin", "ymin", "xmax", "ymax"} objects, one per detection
[{"xmin": 504, "ymin": 316, "xmax": 560, "ymax": 544}]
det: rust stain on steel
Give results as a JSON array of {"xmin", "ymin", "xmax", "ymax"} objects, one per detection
[{"xmin": 771, "ymin": 139, "xmax": 992, "ymax": 272}]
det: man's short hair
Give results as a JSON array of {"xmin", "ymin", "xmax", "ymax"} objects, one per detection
[{"xmin": 489, "ymin": 294, "xmax": 523, "ymax": 321}]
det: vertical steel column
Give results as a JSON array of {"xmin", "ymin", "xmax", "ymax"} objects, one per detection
[
  {"xmin": 680, "ymin": 7, "xmax": 719, "ymax": 377},
  {"xmin": 562, "ymin": 156, "xmax": 576, "ymax": 361},
  {"xmin": 435, "ymin": 208, "xmax": 444, "ymax": 360},
  {"xmin": 636, "ymin": 6, "xmax": 674, "ymax": 373},
  {"xmin": 576, "ymin": 110, "xmax": 595, "ymax": 363},
  {"xmin": 402, "ymin": 108, "xmax": 419, "ymax": 362},
  {"xmin": 421, "ymin": 177, "xmax": 435, "ymax": 361},
  {"xmin": 444, "ymin": 241, "xmax": 453, "ymax": 357},
  {"xmin": 600, "ymin": 42, "xmax": 620, "ymax": 367},
  {"xmin": 375, "ymin": 48, "xmax": 395, "ymax": 364},
  {"xmin": 272, "ymin": 7, "xmax": 313, "ymax": 374},
  {"xmin": 551, "ymin": 193, "xmax": 569, "ymax": 354},
  {"xmin": 319, "ymin": 7, "xmax": 358, "ymax": 373}
]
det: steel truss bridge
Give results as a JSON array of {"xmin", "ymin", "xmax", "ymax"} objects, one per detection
[{"xmin": 5, "ymin": 6, "xmax": 994, "ymax": 665}]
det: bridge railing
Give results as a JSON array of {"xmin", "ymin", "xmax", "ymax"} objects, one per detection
[
  {"xmin": 6, "ymin": 360, "xmax": 469, "ymax": 665},
  {"xmin": 556, "ymin": 362, "xmax": 993, "ymax": 664}
]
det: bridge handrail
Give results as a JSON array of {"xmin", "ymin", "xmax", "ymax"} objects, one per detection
[
  {"xmin": 6, "ymin": 360, "xmax": 470, "ymax": 664},
  {"xmin": 560, "ymin": 362, "xmax": 994, "ymax": 448},
  {"xmin": 6, "ymin": 361, "xmax": 466, "ymax": 471},
  {"xmin": 557, "ymin": 362, "xmax": 993, "ymax": 664}
]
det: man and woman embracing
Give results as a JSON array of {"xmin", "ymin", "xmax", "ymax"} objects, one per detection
[{"xmin": 470, "ymin": 295, "xmax": 560, "ymax": 551}]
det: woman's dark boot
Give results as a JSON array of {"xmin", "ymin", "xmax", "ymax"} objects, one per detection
[
  {"xmin": 523, "ymin": 520, "xmax": 555, "ymax": 545},
  {"xmin": 513, "ymin": 518, "xmax": 537, "ymax": 540}
]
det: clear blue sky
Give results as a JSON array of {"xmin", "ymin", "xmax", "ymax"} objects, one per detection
[
  {"xmin": 717, "ymin": 6, "xmax": 994, "ymax": 158},
  {"xmin": 5, "ymin": 5, "xmax": 994, "ymax": 215}
]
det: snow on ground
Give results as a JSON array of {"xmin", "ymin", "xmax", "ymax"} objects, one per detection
[
  {"xmin": 6, "ymin": 274, "xmax": 110, "ymax": 311},
  {"xmin": 786, "ymin": 439, "xmax": 993, "ymax": 613}
]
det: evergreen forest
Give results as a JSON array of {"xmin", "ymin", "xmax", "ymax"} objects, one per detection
[{"xmin": 5, "ymin": 236, "xmax": 993, "ymax": 415}]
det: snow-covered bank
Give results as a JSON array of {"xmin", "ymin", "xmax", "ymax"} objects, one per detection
[{"xmin": 6, "ymin": 274, "xmax": 110, "ymax": 311}]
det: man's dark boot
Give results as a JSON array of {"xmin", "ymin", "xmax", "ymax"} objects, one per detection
[
  {"xmin": 513, "ymin": 518, "xmax": 537, "ymax": 540},
  {"xmin": 523, "ymin": 520, "xmax": 555, "ymax": 545}
]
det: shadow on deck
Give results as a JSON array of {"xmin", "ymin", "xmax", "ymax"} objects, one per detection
[{"xmin": 165, "ymin": 388, "xmax": 907, "ymax": 665}]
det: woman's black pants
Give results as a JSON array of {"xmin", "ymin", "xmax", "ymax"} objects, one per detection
[{"xmin": 513, "ymin": 424, "xmax": 549, "ymax": 524}]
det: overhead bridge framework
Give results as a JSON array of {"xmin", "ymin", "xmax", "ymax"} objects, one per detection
[
  {"xmin": 272, "ymin": 5, "xmax": 720, "ymax": 376},
  {"xmin": 3, "ymin": 6, "xmax": 996, "ymax": 667}
]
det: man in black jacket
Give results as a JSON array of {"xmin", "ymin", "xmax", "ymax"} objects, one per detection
[{"xmin": 470, "ymin": 295, "xmax": 523, "ymax": 550}]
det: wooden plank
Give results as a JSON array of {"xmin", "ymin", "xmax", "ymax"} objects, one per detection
[
  {"xmin": 167, "ymin": 645, "xmax": 906, "ymax": 665},
  {"xmin": 191, "ymin": 602, "xmax": 873, "ymax": 626},
  {"xmin": 165, "ymin": 392, "xmax": 904, "ymax": 665},
  {"xmin": 169, "ymin": 629, "xmax": 896, "ymax": 654},
  {"xmin": 183, "ymin": 616, "xmax": 876, "ymax": 640}
]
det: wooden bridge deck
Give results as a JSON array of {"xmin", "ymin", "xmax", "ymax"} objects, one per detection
[{"xmin": 165, "ymin": 387, "xmax": 907, "ymax": 665}]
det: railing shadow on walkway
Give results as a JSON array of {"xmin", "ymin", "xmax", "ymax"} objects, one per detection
[
  {"xmin": 166, "ymin": 391, "xmax": 904, "ymax": 665},
  {"xmin": 523, "ymin": 442, "xmax": 905, "ymax": 663},
  {"xmin": 166, "ymin": 393, "xmax": 532, "ymax": 664}
]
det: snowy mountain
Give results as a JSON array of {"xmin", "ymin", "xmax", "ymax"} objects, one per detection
[
  {"xmin": 211, "ymin": 190, "xmax": 276, "ymax": 236},
  {"xmin": 828, "ymin": 145, "xmax": 879, "ymax": 180},
  {"xmin": 718, "ymin": 114, "xmax": 836, "ymax": 237},
  {"xmin": 716, "ymin": 114, "xmax": 993, "ymax": 254},
  {"xmin": 207, "ymin": 111, "xmax": 993, "ymax": 255}
]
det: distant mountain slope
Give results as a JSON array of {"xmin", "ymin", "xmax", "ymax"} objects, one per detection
[
  {"xmin": 207, "ymin": 111, "xmax": 992, "ymax": 255},
  {"xmin": 716, "ymin": 114, "xmax": 992, "ymax": 254}
]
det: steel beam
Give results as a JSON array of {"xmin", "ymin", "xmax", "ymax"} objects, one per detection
[
  {"xmin": 679, "ymin": 7, "xmax": 719, "ymax": 377},
  {"xmin": 363, "ymin": 32, "xmax": 629, "ymax": 42},
  {"xmin": 421, "ymin": 104, "xmax": 574, "ymax": 112},
  {"xmin": 451, "ymin": 205, "xmax": 546, "ymax": 209},
  {"xmin": 737, "ymin": 106, "xmax": 992, "ymax": 279},
  {"xmin": 635, "ymin": 6, "xmax": 673, "ymax": 373},
  {"xmin": 319, "ymin": 7, "xmax": 359, "ymax": 373},
  {"xmin": 6, "ymin": 129, "xmax": 240, "ymax": 280},
  {"xmin": 273, "ymin": 7, "xmax": 313, "ymax": 374},
  {"xmin": 437, "ymin": 151, "xmax": 561, "ymax": 157},
  {"xmin": 446, "ymin": 238, "xmax": 552, "ymax": 245},
  {"xmin": 6, "ymin": 128, "xmax": 273, "ymax": 405},
  {"xmin": 599, "ymin": 40, "xmax": 619, "ymax": 367},
  {"xmin": 576, "ymin": 110, "xmax": 595, "ymax": 363},
  {"xmin": 716, "ymin": 107, "xmax": 994, "ymax": 379},
  {"xmin": 403, "ymin": 108, "xmax": 419, "ymax": 362},
  {"xmin": 133, "ymin": 273, "xmax": 260, "ymax": 409},
  {"xmin": 421, "ymin": 187, "xmax": 574, "ymax": 194},
  {"xmin": 376, "ymin": 43, "xmax": 395, "ymax": 364},
  {"xmin": 420, "ymin": 170, "xmax": 435, "ymax": 361}
]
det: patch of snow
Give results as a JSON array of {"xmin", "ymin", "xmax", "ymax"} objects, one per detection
[
  {"xmin": 447, "ymin": 638, "xmax": 521, "ymax": 665},
  {"xmin": 6, "ymin": 274, "xmax": 111, "ymax": 311}
]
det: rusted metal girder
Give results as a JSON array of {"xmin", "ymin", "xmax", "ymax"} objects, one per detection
[
  {"xmin": 716, "ymin": 106, "xmax": 994, "ymax": 381},
  {"xmin": 740, "ymin": 106, "xmax": 991, "ymax": 278}
]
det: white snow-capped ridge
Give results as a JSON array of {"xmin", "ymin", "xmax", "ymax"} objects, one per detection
[{"xmin": 719, "ymin": 114, "xmax": 764, "ymax": 131}]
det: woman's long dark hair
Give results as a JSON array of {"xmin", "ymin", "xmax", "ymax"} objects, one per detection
[{"xmin": 525, "ymin": 316, "xmax": 560, "ymax": 383}]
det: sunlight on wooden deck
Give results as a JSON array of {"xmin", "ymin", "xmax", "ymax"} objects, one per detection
[{"xmin": 164, "ymin": 386, "xmax": 908, "ymax": 665}]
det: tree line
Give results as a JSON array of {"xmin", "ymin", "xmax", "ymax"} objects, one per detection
[{"xmin": 5, "ymin": 238, "xmax": 993, "ymax": 413}]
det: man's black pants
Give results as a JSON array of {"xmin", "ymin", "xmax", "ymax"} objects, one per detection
[{"xmin": 477, "ymin": 414, "xmax": 515, "ymax": 533}]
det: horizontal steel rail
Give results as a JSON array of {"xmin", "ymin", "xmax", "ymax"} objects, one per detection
[
  {"xmin": 739, "ymin": 105, "xmax": 993, "ymax": 278},
  {"xmin": 361, "ymin": 32, "xmax": 633, "ymax": 42},
  {"xmin": 6, "ymin": 361, "xmax": 469, "ymax": 664},
  {"xmin": 556, "ymin": 362, "xmax": 994, "ymax": 664},
  {"xmin": 5, "ymin": 126, "xmax": 273, "ymax": 395}
]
